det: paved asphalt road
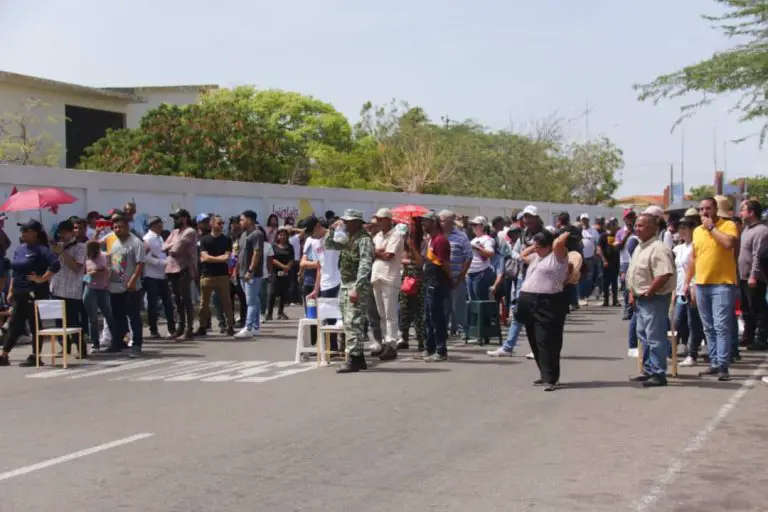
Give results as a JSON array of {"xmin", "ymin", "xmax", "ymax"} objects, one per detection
[{"xmin": 1, "ymin": 305, "xmax": 767, "ymax": 512}]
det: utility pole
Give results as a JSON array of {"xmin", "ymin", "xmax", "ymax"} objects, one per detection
[
  {"xmin": 670, "ymin": 163, "xmax": 675, "ymax": 203},
  {"xmin": 680, "ymin": 127, "xmax": 685, "ymax": 198}
]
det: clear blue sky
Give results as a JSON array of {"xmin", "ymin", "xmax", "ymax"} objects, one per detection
[{"xmin": 1, "ymin": 0, "xmax": 765, "ymax": 197}]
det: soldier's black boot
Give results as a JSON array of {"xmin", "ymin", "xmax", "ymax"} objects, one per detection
[{"xmin": 336, "ymin": 354, "xmax": 368, "ymax": 373}]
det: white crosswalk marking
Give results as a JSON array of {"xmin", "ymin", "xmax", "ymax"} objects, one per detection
[{"xmin": 23, "ymin": 358, "xmax": 318, "ymax": 384}]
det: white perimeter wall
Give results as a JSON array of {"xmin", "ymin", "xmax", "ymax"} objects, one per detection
[{"xmin": 0, "ymin": 165, "xmax": 623, "ymax": 243}]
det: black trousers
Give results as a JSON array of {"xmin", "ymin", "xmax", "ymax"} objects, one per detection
[
  {"xmin": 516, "ymin": 291, "xmax": 567, "ymax": 384},
  {"xmin": 143, "ymin": 277, "xmax": 176, "ymax": 334},
  {"xmin": 3, "ymin": 288, "xmax": 50, "ymax": 355},
  {"xmin": 51, "ymin": 295, "xmax": 82, "ymax": 351},
  {"xmin": 740, "ymin": 279, "xmax": 768, "ymax": 346},
  {"xmin": 602, "ymin": 266, "xmax": 619, "ymax": 304},
  {"xmin": 168, "ymin": 270, "xmax": 194, "ymax": 332},
  {"xmin": 268, "ymin": 275, "xmax": 290, "ymax": 316}
]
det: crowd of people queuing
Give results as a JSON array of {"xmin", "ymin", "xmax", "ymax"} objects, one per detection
[{"xmin": 0, "ymin": 194, "xmax": 764, "ymax": 392}]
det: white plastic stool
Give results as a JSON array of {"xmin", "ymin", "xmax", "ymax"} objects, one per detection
[{"xmin": 295, "ymin": 318, "xmax": 324, "ymax": 364}]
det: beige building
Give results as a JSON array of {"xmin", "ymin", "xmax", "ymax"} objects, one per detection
[{"xmin": 0, "ymin": 70, "xmax": 217, "ymax": 168}]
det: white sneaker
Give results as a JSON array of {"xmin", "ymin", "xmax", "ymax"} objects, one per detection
[
  {"xmin": 628, "ymin": 348, "xmax": 639, "ymax": 358},
  {"xmin": 487, "ymin": 347, "xmax": 514, "ymax": 357},
  {"xmin": 234, "ymin": 328, "xmax": 254, "ymax": 339},
  {"xmin": 679, "ymin": 356, "xmax": 696, "ymax": 367},
  {"xmin": 525, "ymin": 352, "xmax": 535, "ymax": 360},
  {"xmin": 579, "ymin": 299, "xmax": 588, "ymax": 307},
  {"xmin": 762, "ymin": 376, "xmax": 768, "ymax": 385},
  {"xmin": 369, "ymin": 342, "xmax": 383, "ymax": 354}
]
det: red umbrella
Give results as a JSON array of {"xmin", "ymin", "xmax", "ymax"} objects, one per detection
[
  {"xmin": 392, "ymin": 204, "xmax": 429, "ymax": 224},
  {"xmin": 0, "ymin": 187, "xmax": 78, "ymax": 213}
]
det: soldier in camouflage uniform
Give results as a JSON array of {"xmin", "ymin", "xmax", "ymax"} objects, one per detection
[{"xmin": 325, "ymin": 208, "xmax": 374, "ymax": 373}]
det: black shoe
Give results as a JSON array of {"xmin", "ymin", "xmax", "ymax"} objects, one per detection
[
  {"xmin": 543, "ymin": 382, "xmax": 560, "ymax": 392},
  {"xmin": 717, "ymin": 370, "xmax": 730, "ymax": 382},
  {"xmin": 532, "ymin": 379, "xmax": 546, "ymax": 386},
  {"xmin": 104, "ymin": 345, "xmax": 123, "ymax": 353},
  {"xmin": 234, "ymin": 320, "xmax": 244, "ymax": 329},
  {"xmin": 396, "ymin": 340, "xmax": 410, "ymax": 350},
  {"xmin": 193, "ymin": 327, "xmax": 208, "ymax": 337},
  {"xmin": 417, "ymin": 343, "xmax": 425, "ymax": 352},
  {"xmin": 601, "ymin": 302, "xmax": 609, "ymax": 307},
  {"xmin": 264, "ymin": 315, "xmax": 273, "ymax": 322},
  {"xmin": 748, "ymin": 344, "xmax": 768, "ymax": 351},
  {"xmin": 336, "ymin": 355, "xmax": 367, "ymax": 373},
  {"xmin": 19, "ymin": 355, "xmax": 42, "ymax": 367},
  {"xmin": 698, "ymin": 367, "xmax": 719, "ymax": 377},
  {"xmin": 167, "ymin": 329, "xmax": 184, "ymax": 340},
  {"xmin": 128, "ymin": 347, "xmax": 143, "ymax": 359},
  {"xmin": 218, "ymin": 327, "xmax": 227, "ymax": 334},
  {"xmin": 370, "ymin": 343, "xmax": 384, "ymax": 357},
  {"xmin": 148, "ymin": 332, "xmax": 161, "ymax": 340},
  {"xmin": 642, "ymin": 375, "xmax": 668, "ymax": 387},
  {"xmin": 378, "ymin": 344, "xmax": 398, "ymax": 361},
  {"xmin": 0, "ymin": 355, "xmax": 9, "ymax": 367},
  {"xmin": 277, "ymin": 313, "xmax": 289, "ymax": 320},
  {"xmin": 629, "ymin": 374, "xmax": 651, "ymax": 382},
  {"xmin": 226, "ymin": 327, "xmax": 235, "ymax": 337}
]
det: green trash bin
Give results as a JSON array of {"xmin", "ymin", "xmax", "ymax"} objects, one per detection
[{"xmin": 465, "ymin": 300, "xmax": 502, "ymax": 346}]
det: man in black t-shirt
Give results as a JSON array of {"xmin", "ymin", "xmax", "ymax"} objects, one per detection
[
  {"xmin": 597, "ymin": 221, "xmax": 620, "ymax": 307},
  {"xmin": 197, "ymin": 215, "xmax": 235, "ymax": 336}
]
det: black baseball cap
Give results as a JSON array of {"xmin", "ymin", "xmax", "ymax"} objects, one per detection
[
  {"xmin": 170, "ymin": 208, "xmax": 191, "ymax": 219},
  {"xmin": 18, "ymin": 219, "xmax": 43, "ymax": 231},
  {"xmin": 147, "ymin": 216, "xmax": 163, "ymax": 228}
]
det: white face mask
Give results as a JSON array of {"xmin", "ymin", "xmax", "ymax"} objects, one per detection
[{"xmin": 333, "ymin": 225, "xmax": 349, "ymax": 245}]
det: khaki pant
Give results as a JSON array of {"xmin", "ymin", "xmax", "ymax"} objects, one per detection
[
  {"xmin": 373, "ymin": 280, "xmax": 400, "ymax": 345},
  {"xmin": 199, "ymin": 275, "xmax": 235, "ymax": 329}
]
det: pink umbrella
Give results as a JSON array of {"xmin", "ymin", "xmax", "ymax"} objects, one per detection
[
  {"xmin": 0, "ymin": 187, "xmax": 78, "ymax": 213},
  {"xmin": 392, "ymin": 204, "xmax": 429, "ymax": 224}
]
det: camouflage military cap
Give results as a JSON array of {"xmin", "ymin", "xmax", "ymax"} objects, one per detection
[{"xmin": 340, "ymin": 209, "xmax": 364, "ymax": 221}]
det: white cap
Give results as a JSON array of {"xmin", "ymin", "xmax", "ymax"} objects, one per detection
[
  {"xmin": 515, "ymin": 211, "xmax": 525, "ymax": 220},
  {"xmin": 374, "ymin": 208, "xmax": 392, "ymax": 219},
  {"xmin": 522, "ymin": 205, "xmax": 538, "ymax": 217},
  {"xmin": 643, "ymin": 205, "xmax": 665, "ymax": 217},
  {"xmin": 579, "ymin": 213, "xmax": 590, "ymax": 221},
  {"xmin": 437, "ymin": 209, "xmax": 455, "ymax": 220},
  {"xmin": 469, "ymin": 215, "xmax": 488, "ymax": 226}
]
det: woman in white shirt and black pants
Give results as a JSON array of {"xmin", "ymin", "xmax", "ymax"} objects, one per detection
[{"xmin": 467, "ymin": 216, "xmax": 496, "ymax": 302}]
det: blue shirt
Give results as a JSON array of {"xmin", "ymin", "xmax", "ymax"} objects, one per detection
[
  {"xmin": 10, "ymin": 243, "xmax": 60, "ymax": 293},
  {"xmin": 447, "ymin": 228, "xmax": 472, "ymax": 280}
]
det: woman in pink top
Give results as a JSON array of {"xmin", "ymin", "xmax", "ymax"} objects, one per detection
[{"xmin": 82, "ymin": 241, "xmax": 115, "ymax": 351}]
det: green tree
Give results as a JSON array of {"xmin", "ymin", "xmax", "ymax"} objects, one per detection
[
  {"xmin": 79, "ymin": 87, "xmax": 352, "ymax": 184},
  {"xmin": 635, "ymin": 0, "xmax": 768, "ymax": 143},
  {"xmin": 689, "ymin": 184, "xmax": 715, "ymax": 200},
  {"xmin": 0, "ymin": 98, "xmax": 64, "ymax": 166},
  {"xmin": 744, "ymin": 176, "xmax": 768, "ymax": 199},
  {"xmin": 560, "ymin": 137, "xmax": 624, "ymax": 205}
]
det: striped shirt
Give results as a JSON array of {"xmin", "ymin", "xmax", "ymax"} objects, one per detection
[{"xmin": 446, "ymin": 227, "xmax": 472, "ymax": 280}]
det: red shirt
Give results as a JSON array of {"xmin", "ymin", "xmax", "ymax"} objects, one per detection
[{"xmin": 425, "ymin": 231, "xmax": 451, "ymax": 286}]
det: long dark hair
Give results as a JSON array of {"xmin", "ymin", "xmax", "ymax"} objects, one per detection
[
  {"xmin": 410, "ymin": 220, "xmax": 424, "ymax": 251},
  {"xmin": 267, "ymin": 214, "xmax": 279, "ymax": 228},
  {"xmin": 86, "ymin": 240, "xmax": 101, "ymax": 259}
]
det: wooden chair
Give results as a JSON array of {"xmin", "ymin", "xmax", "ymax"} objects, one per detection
[{"xmin": 34, "ymin": 300, "xmax": 83, "ymax": 369}]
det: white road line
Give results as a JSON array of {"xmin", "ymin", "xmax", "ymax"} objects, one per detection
[
  {"xmin": 67, "ymin": 358, "xmax": 177, "ymax": 379},
  {"xmin": 164, "ymin": 361, "xmax": 268, "ymax": 382},
  {"xmin": 132, "ymin": 361, "xmax": 236, "ymax": 381},
  {"xmin": 0, "ymin": 433, "xmax": 154, "ymax": 483},
  {"xmin": 631, "ymin": 357, "xmax": 768, "ymax": 512},
  {"xmin": 237, "ymin": 363, "xmax": 316, "ymax": 382}
]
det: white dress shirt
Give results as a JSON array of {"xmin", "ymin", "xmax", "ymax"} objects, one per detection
[{"xmin": 143, "ymin": 230, "xmax": 167, "ymax": 279}]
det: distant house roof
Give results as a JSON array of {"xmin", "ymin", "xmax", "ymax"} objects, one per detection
[
  {"xmin": 0, "ymin": 70, "xmax": 143, "ymax": 103},
  {"xmin": 103, "ymin": 85, "xmax": 218, "ymax": 95},
  {"xmin": 614, "ymin": 194, "xmax": 664, "ymax": 207}
]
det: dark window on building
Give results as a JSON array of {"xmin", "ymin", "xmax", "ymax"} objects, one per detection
[{"xmin": 65, "ymin": 105, "xmax": 125, "ymax": 168}]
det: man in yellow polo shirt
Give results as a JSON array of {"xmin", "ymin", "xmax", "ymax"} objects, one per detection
[{"xmin": 683, "ymin": 197, "xmax": 739, "ymax": 381}]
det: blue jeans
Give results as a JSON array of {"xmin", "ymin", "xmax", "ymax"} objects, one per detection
[
  {"xmin": 447, "ymin": 279, "xmax": 468, "ymax": 334},
  {"xmin": 636, "ymin": 294, "xmax": 671, "ymax": 376},
  {"xmin": 628, "ymin": 312, "xmax": 638, "ymax": 349},
  {"xmin": 425, "ymin": 283, "xmax": 450, "ymax": 356},
  {"xmin": 579, "ymin": 257, "xmax": 599, "ymax": 299},
  {"xmin": 695, "ymin": 284, "xmax": 736, "ymax": 370},
  {"xmin": 83, "ymin": 287, "xmax": 115, "ymax": 346},
  {"xmin": 502, "ymin": 274, "xmax": 526, "ymax": 351},
  {"xmin": 467, "ymin": 267, "xmax": 495, "ymax": 302},
  {"xmin": 241, "ymin": 277, "xmax": 263, "ymax": 331}
]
